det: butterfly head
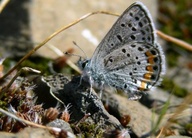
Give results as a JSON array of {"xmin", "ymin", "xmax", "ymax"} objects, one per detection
[
  {"xmin": 77, "ymin": 58, "xmax": 93, "ymax": 84},
  {"xmin": 77, "ymin": 57, "xmax": 90, "ymax": 71}
]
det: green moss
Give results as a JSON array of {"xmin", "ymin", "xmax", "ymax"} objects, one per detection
[
  {"xmin": 58, "ymin": 65, "xmax": 74, "ymax": 75},
  {"xmin": 71, "ymin": 122, "xmax": 103, "ymax": 137},
  {"xmin": 185, "ymin": 123, "xmax": 192, "ymax": 134},
  {"xmin": 0, "ymin": 101, "xmax": 7, "ymax": 110},
  {"xmin": 2, "ymin": 56, "xmax": 52, "ymax": 75},
  {"xmin": 3, "ymin": 56, "xmax": 76, "ymax": 76},
  {"xmin": 3, "ymin": 58, "xmax": 17, "ymax": 72},
  {"xmin": 185, "ymin": 123, "xmax": 192, "ymax": 129},
  {"xmin": 161, "ymin": 77, "xmax": 188, "ymax": 97},
  {"xmin": 20, "ymin": 57, "xmax": 51, "ymax": 75}
]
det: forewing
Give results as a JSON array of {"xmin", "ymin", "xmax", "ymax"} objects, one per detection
[{"xmin": 90, "ymin": 2, "xmax": 156, "ymax": 70}]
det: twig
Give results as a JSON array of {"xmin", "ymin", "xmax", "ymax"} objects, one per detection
[
  {"xmin": 157, "ymin": 30, "xmax": 192, "ymax": 51},
  {"xmin": 156, "ymin": 127, "xmax": 165, "ymax": 138}
]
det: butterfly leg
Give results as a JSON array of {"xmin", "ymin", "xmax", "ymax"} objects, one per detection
[
  {"xmin": 78, "ymin": 75, "xmax": 83, "ymax": 87},
  {"xmin": 87, "ymin": 76, "xmax": 94, "ymax": 97},
  {"xmin": 98, "ymin": 80, "xmax": 105, "ymax": 99}
]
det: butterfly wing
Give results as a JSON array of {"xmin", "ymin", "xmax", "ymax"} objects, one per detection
[
  {"xmin": 88, "ymin": 2, "xmax": 165, "ymax": 96},
  {"xmin": 90, "ymin": 2, "xmax": 156, "ymax": 69},
  {"xmin": 103, "ymin": 42, "xmax": 165, "ymax": 92}
]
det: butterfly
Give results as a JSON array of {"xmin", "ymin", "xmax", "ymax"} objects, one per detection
[{"xmin": 78, "ymin": 2, "xmax": 165, "ymax": 100}]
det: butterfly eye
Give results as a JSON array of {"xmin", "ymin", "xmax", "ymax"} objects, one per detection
[{"xmin": 81, "ymin": 60, "xmax": 88, "ymax": 69}]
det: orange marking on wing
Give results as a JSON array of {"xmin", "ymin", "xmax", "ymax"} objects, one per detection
[
  {"xmin": 144, "ymin": 73, "xmax": 152, "ymax": 80},
  {"xmin": 145, "ymin": 51, "xmax": 155, "ymax": 64},
  {"xmin": 146, "ymin": 66, "xmax": 153, "ymax": 71},
  {"xmin": 148, "ymin": 57, "xmax": 155, "ymax": 64},
  {"xmin": 138, "ymin": 81, "xmax": 147, "ymax": 91}
]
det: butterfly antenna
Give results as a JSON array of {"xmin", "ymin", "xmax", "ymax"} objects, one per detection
[
  {"xmin": 72, "ymin": 41, "xmax": 88, "ymax": 59},
  {"xmin": 64, "ymin": 52, "xmax": 83, "ymax": 59}
]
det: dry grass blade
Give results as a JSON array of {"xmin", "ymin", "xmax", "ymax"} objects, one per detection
[
  {"xmin": 0, "ymin": 0, "xmax": 10, "ymax": 13},
  {"xmin": 0, "ymin": 11, "xmax": 118, "ymax": 82},
  {"xmin": 157, "ymin": 30, "xmax": 192, "ymax": 51}
]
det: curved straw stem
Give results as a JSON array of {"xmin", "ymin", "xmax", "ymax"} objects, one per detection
[
  {"xmin": 0, "ymin": 11, "xmax": 118, "ymax": 81},
  {"xmin": 157, "ymin": 30, "xmax": 192, "ymax": 51},
  {"xmin": 0, "ymin": 10, "xmax": 191, "ymax": 82}
]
